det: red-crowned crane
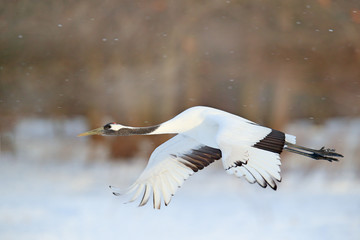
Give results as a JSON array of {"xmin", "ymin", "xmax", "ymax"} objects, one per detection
[{"xmin": 78, "ymin": 106, "xmax": 343, "ymax": 209}]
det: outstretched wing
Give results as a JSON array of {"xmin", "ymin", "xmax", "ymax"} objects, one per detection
[
  {"xmin": 220, "ymin": 128, "xmax": 296, "ymax": 190},
  {"xmin": 111, "ymin": 134, "xmax": 222, "ymax": 209},
  {"xmin": 224, "ymin": 146, "xmax": 282, "ymax": 190}
]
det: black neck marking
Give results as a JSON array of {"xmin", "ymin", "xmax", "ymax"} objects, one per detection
[
  {"xmin": 119, "ymin": 125, "xmax": 160, "ymax": 136},
  {"xmin": 252, "ymin": 129, "xmax": 285, "ymax": 154},
  {"xmin": 104, "ymin": 125, "xmax": 160, "ymax": 136}
]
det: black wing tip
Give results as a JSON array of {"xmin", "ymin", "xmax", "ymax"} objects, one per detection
[
  {"xmin": 270, "ymin": 184, "xmax": 277, "ymax": 191},
  {"xmin": 259, "ymin": 182, "xmax": 279, "ymax": 190},
  {"xmin": 257, "ymin": 182, "xmax": 267, "ymax": 188},
  {"xmin": 256, "ymin": 181, "xmax": 278, "ymax": 190}
]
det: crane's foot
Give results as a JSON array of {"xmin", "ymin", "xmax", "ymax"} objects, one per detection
[
  {"xmin": 310, "ymin": 147, "xmax": 343, "ymax": 162},
  {"xmin": 284, "ymin": 143, "xmax": 343, "ymax": 162}
]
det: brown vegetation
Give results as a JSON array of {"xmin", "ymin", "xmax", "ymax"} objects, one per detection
[{"xmin": 1, "ymin": 0, "xmax": 359, "ymax": 158}]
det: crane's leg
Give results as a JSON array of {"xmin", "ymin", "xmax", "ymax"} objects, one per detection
[{"xmin": 284, "ymin": 142, "xmax": 343, "ymax": 162}]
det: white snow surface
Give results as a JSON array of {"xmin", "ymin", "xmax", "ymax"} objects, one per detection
[{"xmin": 1, "ymin": 117, "xmax": 360, "ymax": 240}]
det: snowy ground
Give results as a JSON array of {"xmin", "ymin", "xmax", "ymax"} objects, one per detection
[{"xmin": 1, "ymin": 117, "xmax": 359, "ymax": 240}]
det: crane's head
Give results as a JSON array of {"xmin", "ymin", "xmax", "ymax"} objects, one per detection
[{"xmin": 77, "ymin": 122, "xmax": 126, "ymax": 136}]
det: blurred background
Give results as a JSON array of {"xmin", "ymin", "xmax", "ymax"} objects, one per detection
[{"xmin": 1, "ymin": 0, "xmax": 359, "ymax": 239}]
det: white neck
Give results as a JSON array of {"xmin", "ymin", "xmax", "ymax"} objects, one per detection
[{"xmin": 151, "ymin": 108, "xmax": 205, "ymax": 135}]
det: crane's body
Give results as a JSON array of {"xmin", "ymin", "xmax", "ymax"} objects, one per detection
[{"xmin": 78, "ymin": 106, "xmax": 343, "ymax": 209}]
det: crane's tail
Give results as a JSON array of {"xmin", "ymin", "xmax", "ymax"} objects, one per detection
[{"xmin": 284, "ymin": 142, "xmax": 343, "ymax": 162}]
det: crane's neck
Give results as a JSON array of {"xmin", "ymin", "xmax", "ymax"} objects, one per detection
[
  {"xmin": 111, "ymin": 107, "xmax": 207, "ymax": 136},
  {"xmin": 115, "ymin": 113, "xmax": 203, "ymax": 136}
]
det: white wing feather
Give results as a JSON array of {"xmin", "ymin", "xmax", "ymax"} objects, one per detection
[
  {"xmin": 112, "ymin": 134, "xmax": 219, "ymax": 209},
  {"xmin": 223, "ymin": 145, "xmax": 282, "ymax": 189},
  {"xmin": 215, "ymin": 117, "xmax": 287, "ymax": 190}
]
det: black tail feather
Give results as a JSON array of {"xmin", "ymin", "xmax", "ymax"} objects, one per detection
[{"xmin": 284, "ymin": 142, "xmax": 343, "ymax": 162}]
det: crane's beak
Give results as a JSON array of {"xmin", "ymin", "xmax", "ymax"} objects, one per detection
[{"xmin": 77, "ymin": 127, "xmax": 104, "ymax": 137}]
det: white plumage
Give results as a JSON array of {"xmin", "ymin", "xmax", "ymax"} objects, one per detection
[{"xmin": 78, "ymin": 106, "xmax": 342, "ymax": 209}]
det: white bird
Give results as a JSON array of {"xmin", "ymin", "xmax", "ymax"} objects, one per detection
[{"xmin": 78, "ymin": 106, "xmax": 343, "ymax": 209}]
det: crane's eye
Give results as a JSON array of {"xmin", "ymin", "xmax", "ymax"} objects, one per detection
[{"xmin": 104, "ymin": 123, "xmax": 112, "ymax": 130}]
